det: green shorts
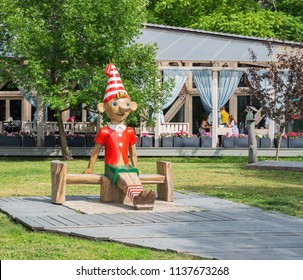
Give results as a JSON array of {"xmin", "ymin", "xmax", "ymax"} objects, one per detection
[{"xmin": 104, "ymin": 164, "xmax": 139, "ymax": 185}]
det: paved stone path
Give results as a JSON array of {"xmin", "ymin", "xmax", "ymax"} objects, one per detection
[{"xmin": 1, "ymin": 192, "xmax": 303, "ymax": 260}]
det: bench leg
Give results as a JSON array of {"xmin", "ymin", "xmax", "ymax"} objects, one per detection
[
  {"xmin": 51, "ymin": 160, "xmax": 67, "ymax": 204},
  {"xmin": 157, "ymin": 161, "xmax": 173, "ymax": 202}
]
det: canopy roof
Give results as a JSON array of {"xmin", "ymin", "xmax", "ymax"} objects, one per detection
[{"xmin": 136, "ymin": 24, "xmax": 300, "ymax": 63}]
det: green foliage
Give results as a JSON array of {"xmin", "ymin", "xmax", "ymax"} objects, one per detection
[
  {"xmin": 147, "ymin": 0, "xmax": 303, "ymax": 42},
  {"xmin": 0, "ymin": 0, "xmax": 168, "ymax": 124},
  {"xmin": 192, "ymin": 10, "xmax": 303, "ymax": 41},
  {"xmin": 263, "ymin": 0, "xmax": 303, "ymax": 19},
  {"xmin": 0, "ymin": 0, "xmax": 171, "ymax": 159}
]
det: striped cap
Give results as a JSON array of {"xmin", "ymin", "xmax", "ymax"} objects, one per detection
[{"xmin": 103, "ymin": 64, "xmax": 130, "ymax": 103}]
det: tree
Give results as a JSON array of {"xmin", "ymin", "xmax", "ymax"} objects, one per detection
[
  {"xmin": 192, "ymin": 10, "xmax": 303, "ymax": 42},
  {"xmin": 261, "ymin": 0, "xmax": 303, "ymax": 18},
  {"xmin": 248, "ymin": 43, "xmax": 303, "ymax": 160},
  {"xmin": 147, "ymin": 0, "xmax": 303, "ymax": 42},
  {"xmin": 0, "ymin": 0, "xmax": 169, "ymax": 160}
]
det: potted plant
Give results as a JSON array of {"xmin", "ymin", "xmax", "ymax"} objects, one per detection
[
  {"xmin": 274, "ymin": 133, "xmax": 288, "ymax": 148},
  {"xmin": 20, "ymin": 130, "xmax": 36, "ymax": 147},
  {"xmin": 44, "ymin": 132, "xmax": 57, "ymax": 147},
  {"xmin": 287, "ymin": 132, "xmax": 303, "ymax": 148},
  {"xmin": 86, "ymin": 133, "xmax": 96, "ymax": 147},
  {"xmin": 136, "ymin": 135, "xmax": 140, "ymax": 147},
  {"xmin": 234, "ymin": 133, "xmax": 249, "ymax": 148},
  {"xmin": 259, "ymin": 133, "xmax": 271, "ymax": 148},
  {"xmin": 255, "ymin": 134, "xmax": 262, "ymax": 148},
  {"xmin": 173, "ymin": 130, "xmax": 200, "ymax": 147},
  {"xmin": 200, "ymin": 131, "xmax": 212, "ymax": 147},
  {"xmin": 160, "ymin": 132, "xmax": 173, "ymax": 147},
  {"xmin": 66, "ymin": 133, "xmax": 86, "ymax": 147},
  {"xmin": 222, "ymin": 133, "xmax": 236, "ymax": 148},
  {"xmin": 0, "ymin": 131, "xmax": 22, "ymax": 147},
  {"xmin": 141, "ymin": 133, "xmax": 154, "ymax": 147}
]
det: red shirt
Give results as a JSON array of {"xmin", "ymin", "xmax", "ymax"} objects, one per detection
[{"xmin": 94, "ymin": 126, "xmax": 137, "ymax": 165}]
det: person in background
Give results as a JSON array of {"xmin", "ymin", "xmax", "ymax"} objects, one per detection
[
  {"xmin": 227, "ymin": 115, "xmax": 239, "ymax": 134},
  {"xmin": 199, "ymin": 115, "xmax": 211, "ymax": 135},
  {"xmin": 220, "ymin": 106, "xmax": 229, "ymax": 126}
]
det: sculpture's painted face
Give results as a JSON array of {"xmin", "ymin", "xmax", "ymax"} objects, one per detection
[{"xmin": 97, "ymin": 92, "xmax": 137, "ymax": 124}]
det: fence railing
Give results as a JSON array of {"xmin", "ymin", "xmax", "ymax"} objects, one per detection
[
  {"xmin": 140, "ymin": 122, "xmax": 190, "ymax": 136},
  {"xmin": 21, "ymin": 121, "xmax": 97, "ymax": 135}
]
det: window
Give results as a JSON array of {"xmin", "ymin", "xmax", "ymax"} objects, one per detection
[
  {"xmin": 0, "ymin": 100, "xmax": 5, "ymax": 121},
  {"xmin": 10, "ymin": 100, "xmax": 21, "ymax": 120},
  {"xmin": 47, "ymin": 107, "xmax": 57, "ymax": 121},
  {"xmin": 0, "ymin": 99, "xmax": 22, "ymax": 121},
  {"xmin": 70, "ymin": 104, "xmax": 83, "ymax": 122}
]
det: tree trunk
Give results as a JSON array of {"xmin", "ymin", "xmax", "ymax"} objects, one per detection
[
  {"xmin": 275, "ymin": 126, "xmax": 285, "ymax": 161},
  {"xmin": 57, "ymin": 111, "xmax": 73, "ymax": 160}
]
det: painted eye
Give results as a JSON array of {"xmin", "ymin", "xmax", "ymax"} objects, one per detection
[
  {"xmin": 127, "ymin": 102, "xmax": 130, "ymax": 106},
  {"xmin": 113, "ymin": 101, "xmax": 117, "ymax": 106}
]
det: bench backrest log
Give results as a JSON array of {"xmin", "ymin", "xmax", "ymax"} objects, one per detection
[{"xmin": 51, "ymin": 160, "xmax": 173, "ymax": 204}]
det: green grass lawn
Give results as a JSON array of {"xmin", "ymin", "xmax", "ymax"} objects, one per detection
[{"xmin": 1, "ymin": 156, "xmax": 303, "ymax": 259}]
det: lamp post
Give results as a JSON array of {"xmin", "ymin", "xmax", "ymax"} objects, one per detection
[{"xmin": 246, "ymin": 106, "xmax": 258, "ymax": 164}]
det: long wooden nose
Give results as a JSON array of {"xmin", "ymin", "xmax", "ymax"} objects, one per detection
[{"xmin": 118, "ymin": 101, "xmax": 131, "ymax": 113}]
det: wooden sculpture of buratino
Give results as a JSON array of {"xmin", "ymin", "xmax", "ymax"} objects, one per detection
[{"xmin": 51, "ymin": 64, "xmax": 173, "ymax": 210}]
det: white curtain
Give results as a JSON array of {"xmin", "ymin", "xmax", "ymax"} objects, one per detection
[
  {"xmin": 192, "ymin": 69, "xmax": 212, "ymax": 113},
  {"xmin": 161, "ymin": 69, "xmax": 189, "ymax": 122},
  {"xmin": 218, "ymin": 70, "xmax": 243, "ymax": 108},
  {"xmin": 193, "ymin": 69, "xmax": 243, "ymax": 124}
]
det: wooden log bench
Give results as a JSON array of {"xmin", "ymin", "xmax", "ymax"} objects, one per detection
[{"xmin": 51, "ymin": 160, "xmax": 173, "ymax": 205}]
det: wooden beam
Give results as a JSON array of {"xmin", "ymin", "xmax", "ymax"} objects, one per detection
[
  {"xmin": 212, "ymin": 70, "xmax": 219, "ymax": 148},
  {"xmin": 139, "ymin": 174, "xmax": 165, "ymax": 184},
  {"xmin": 66, "ymin": 173, "xmax": 103, "ymax": 184},
  {"xmin": 164, "ymin": 94, "xmax": 186, "ymax": 122},
  {"xmin": 66, "ymin": 173, "xmax": 166, "ymax": 185}
]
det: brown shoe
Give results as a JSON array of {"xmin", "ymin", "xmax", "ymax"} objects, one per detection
[{"xmin": 133, "ymin": 190, "xmax": 156, "ymax": 210}]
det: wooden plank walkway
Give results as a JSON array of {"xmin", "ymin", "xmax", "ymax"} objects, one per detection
[{"xmin": 1, "ymin": 192, "xmax": 303, "ymax": 260}]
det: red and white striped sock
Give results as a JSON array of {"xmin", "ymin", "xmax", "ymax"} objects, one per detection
[{"xmin": 126, "ymin": 185, "xmax": 143, "ymax": 202}]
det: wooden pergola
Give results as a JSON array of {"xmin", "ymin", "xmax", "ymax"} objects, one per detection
[{"xmin": 136, "ymin": 24, "xmax": 302, "ymax": 147}]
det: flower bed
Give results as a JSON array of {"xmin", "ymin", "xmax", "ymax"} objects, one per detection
[
  {"xmin": 20, "ymin": 131, "xmax": 36, "ymax": 147},
  {"xmin": 66, "ymin": 134, "xmax": 86, "ymax": 147},
  {"xmin": 136, "ymin": 135, "xmax": 141, "ymax": 147},
  {"xmin": 256, "ymin": 134, "xmax": 271, "ymax": 148},
  {"xmin": 141, "ymin": 133, "xmax": 154, "ymax": 147},
  {"xmin": 0, "ymin": 132, "xmax": 22, "ymax": 147},
  {"xmin": 234, "ymin": 138, "xmax": 248, "ymax": 148},
  {"xmin": 160, "ymin": 133, "xmax": 173, "ymax": 147},
  {"xmin": 44, "ymin": 135, "xmax": 57, "ymax": 147},
  {"xmin": 172, "ymin": 130, "xmax": 200, "ymax": 147},
  {"xmin": 200, "ymin": 131, "xmax": 212, "ymax": 147},
  {"xmin": 274, "ymin": 134, "xmax": 288, "ymax": 148},
  {"xmin": 222, "ymin": 133, "xmax": 237, "ymax": 148},
  {"xmin": 86, "ymin": 133, "xmax": 96, "ymax": 147},
  {"xmin": 287, "ymin": 132, "xmax": 303, "ymax": 148},
  {"xmin": 222, "ymin": 133, "xmax": 249, "ymax": 148}
]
